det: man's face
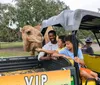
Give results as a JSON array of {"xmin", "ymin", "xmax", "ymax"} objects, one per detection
[
  {"xmin": 65, "ymin": 41, "xmax": 73, "ymax": 50},
  {"xmin": 48, "ymin": 33, "xmax": 56, "ymax": 43}
]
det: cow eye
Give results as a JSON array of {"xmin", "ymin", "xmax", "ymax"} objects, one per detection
[{"xmin": 26, "ymin": 31, "xmax": 31, "ymax": 35}]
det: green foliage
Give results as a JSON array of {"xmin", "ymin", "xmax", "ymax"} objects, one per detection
[
  {"xmin": 0, "ymin": 0, "xmax": 98, "ymax": 42},
  {"xmin": 15, "ymin": 0, "xmax": 68, "ymax": 27},
  {"xmin": 0, "ymin": 0, "xmax": 68, "ymax": 42},
  {"xmin": 76, "ymin": 30, "xmax": 95, "ymax": 39},
  {"xmin": 53, "ymin": 26, "xmax": 71, "ymax": 36},
  {"xmin": 0, "ymin": 3, "xmax": 18, "ymax": 42}
]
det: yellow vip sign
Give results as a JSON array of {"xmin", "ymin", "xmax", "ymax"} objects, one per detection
[{"xmin": 0, "ymin": 70, "xmax": 71, "ymax": 85}]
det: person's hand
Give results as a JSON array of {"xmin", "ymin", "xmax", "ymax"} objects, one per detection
[
  {"xmin": 74, "ymin": 57, "xmax": 80, "ymax": 63},
  {"xmin": 51, "ymin": 56, "xmax": 58, "ymax": 60},
  {"xmin": 52, "ymin": 53, "xmax": 59, "ymax": 58},
  {"xmin": 63, "ymin": 55, "xmax": 72, "ymax": 59},
  {"xmin": 35, "ymin": 48, "xmax": 42, "ymax": 52}
]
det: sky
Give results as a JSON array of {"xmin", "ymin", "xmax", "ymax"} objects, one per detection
[
  {"xmin": 60, "ymin": 0, "xmax": 100, "ymax": 12},
  {"xmin": 0, "ymin": 0, "xmax": 100, "ymax": 12}
]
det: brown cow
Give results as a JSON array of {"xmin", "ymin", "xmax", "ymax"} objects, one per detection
[{"xmin": 20, "ymin": 25, "xmax": 43, "ymax": 55}]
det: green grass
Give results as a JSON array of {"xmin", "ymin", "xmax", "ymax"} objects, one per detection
[
  {"xmin": 95, "ymin": 51, "xmax": 100, "ymax": 54},
  {"xmin": 0, "ymin": 42, "xmax": 39, "ymax": 58},
  {"xmin": 0, "ymin": 42, "xmax": 23, "ymax": 48}
]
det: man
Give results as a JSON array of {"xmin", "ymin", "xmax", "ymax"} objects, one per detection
[
  {"xmin": 82, "ymin": 37, "xmax": 94, "ymax": 54},
  {"xmin": 38, "ymin": 30, "xmax": 58, "ymax": 60}
]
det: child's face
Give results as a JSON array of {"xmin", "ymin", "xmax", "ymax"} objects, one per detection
[
  {"xmin": 57, "ymin": 39, "xmax": 64, "ymax": 48},
  {"xmin": 65, "ymin": 41, "xmax": 73, "ymax": 50}
]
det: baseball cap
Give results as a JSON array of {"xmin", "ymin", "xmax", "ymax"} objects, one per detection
[{"xmin": 85, "ymin": 37, "xmax": 93, "ymax": 43}]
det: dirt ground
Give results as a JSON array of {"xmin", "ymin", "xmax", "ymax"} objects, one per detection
[{"xmin": 91, "ymin": 44, "xmax": 100, "ymax": 52}]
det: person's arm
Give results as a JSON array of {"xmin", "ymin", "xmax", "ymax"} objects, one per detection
[
  {"xmin": 39, "ymin": 56, "xmax": 51, "ymax": 60},
  {"xmin": 36, "ymin": 48, "xmax": 56, "ymax": 54},
  {"xmin": 74, "ymin": 57, "xmax": 85, "ymax": 66},
  {"xmin": 76, "ymin": 48, "xmax": 85, "ymax": 66},
  {"xmin": 38, "ymin": 51, "xmax": 53, "ymax": 61},
  {"xmin": 38, "ymin": 52, "xmax": 45, "ymax": 60},
  {"xmin": 38, "ymin": 44, "xmax": 49, "ymax": 60},
  {"xmin": 52, "ymin": 52, "xmax": 72, "ymax": 59}
]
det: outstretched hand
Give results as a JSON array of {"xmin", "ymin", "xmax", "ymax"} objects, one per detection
[{"xmin": 35, "ymin": 48, "xmax": 42, "ymax": 52}]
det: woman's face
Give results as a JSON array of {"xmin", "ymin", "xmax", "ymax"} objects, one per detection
[
  {"xmin": 65, "ymin": 41, "xmax": 73, "ymax": 50},
  {"xmin": 57, "ymin": 39, "xmax": 65, "ymax": 48}
]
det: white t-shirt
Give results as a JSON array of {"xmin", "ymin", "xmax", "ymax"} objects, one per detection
[{"xmin": 38, "ymin": 42, "xmax": 58, "ymax": 60}]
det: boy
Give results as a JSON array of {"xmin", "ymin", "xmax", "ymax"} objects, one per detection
[
  {"xmin": 82, "ymin": 37, "xmax": 94, "ymax": 54},
  {"xmin": 54, "ymin": 35, "xmax": 99, "ymax": 80}
]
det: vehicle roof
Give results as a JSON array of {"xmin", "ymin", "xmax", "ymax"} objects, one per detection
[{"xmin": 41, "ymin": 9, "xmax": 100, "ymax": 32}]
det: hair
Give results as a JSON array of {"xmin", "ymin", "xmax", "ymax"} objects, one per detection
[
  {"xmin": 58, "ymin": 35, "xmax": 66, "ymax": 43},
  {"xmin": 64, "ymin": 35, "xmax": 79, "ymax": 46},
  {"xmin": 64, "ymin": 35, "xmax": 73, "ymax": 43},
  {"xmin": 48, "ymin": 30, "xmax": 56, "ymax": 36}
]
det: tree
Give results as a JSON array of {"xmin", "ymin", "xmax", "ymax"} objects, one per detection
[
  {"xmin": 0, "ymin": 3, "xmax": 18, "ymax": 42},
  {"xmin": 15, "ymin": 0, "xmax": 69, "ymax": 27},
  {"xmin": 0, "ymin": 0, "xmax": 69, "ymax": 41}
]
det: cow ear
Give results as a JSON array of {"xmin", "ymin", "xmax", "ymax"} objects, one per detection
[{"xmin": 20, "ymin": 27, "xmax": 23, "ymax": 32}]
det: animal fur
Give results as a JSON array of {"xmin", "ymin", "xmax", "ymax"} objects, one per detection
[{"xmin": 20, "ymin": 25, "xmax": 43, "ymax": 55}]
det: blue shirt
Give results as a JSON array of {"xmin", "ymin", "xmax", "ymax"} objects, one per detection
[{"xmin": 59, "ymin": 48, "xmax": 83, "ymax": 59}]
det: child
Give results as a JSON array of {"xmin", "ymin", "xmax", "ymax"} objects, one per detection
[
  {"xmin": 82, "ymin": 37, "xmax": 94, "ymax": 54},
  {"xmin": 54, "ymin": 35, "xmax": 99, "ymax": 80}
]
